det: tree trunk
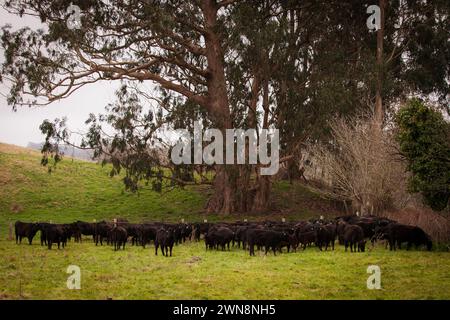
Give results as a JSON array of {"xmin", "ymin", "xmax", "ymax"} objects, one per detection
[
  {"xmin": 201, "ymin": 0, "xmax": 272, "ymax": 214},
  {"xmin": 206, "ymin": 164, "xmax": 271, "ymax": 214},
  {"xmin": 374, "ymin": 0, "xmax": 385, "ymax": 128},
  {"xmin": 251, "ymin": 174, "xmax": 272, "ymax": 212}
]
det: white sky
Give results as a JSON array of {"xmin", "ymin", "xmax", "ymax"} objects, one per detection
[{"xmin": 0, "ymin": 7, "xmax": 120, "ymax": 147}]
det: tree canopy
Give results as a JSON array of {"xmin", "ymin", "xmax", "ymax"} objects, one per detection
[{"xmin": 395, "ymin": 99, "xmax": 450, "ymax": 211}]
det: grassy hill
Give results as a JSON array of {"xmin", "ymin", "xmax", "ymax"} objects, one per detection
[
  {"xmin": 0, "ymin": 143, "xmax": 449, "ymax": 300},
  {"xmin": 0, "ymin": 143, "xmax": 205, "ymax": 231}
]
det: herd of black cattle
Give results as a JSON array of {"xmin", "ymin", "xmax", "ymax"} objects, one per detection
[{"xmin": 13, "ymin": 214, "xmax": 433, "ymax": 256}]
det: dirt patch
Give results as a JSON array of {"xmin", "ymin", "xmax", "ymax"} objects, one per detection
[
  {"xmin": 10, "ymin": 203, "xmax": 23, "ymax": 214},
  {"xmin": 186, "ymin": 256, "xmax": 202, "ymax": 264}
]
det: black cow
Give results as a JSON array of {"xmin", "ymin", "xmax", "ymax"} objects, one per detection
[
  {"xmin": 371, "ymin": 224, "xmax": 391, "ymax": 247},
  {"xmin": 343, "ymin": 225, "xmax": 366, "ymax": 252},
  {"xmin": 61, "ymin": 223, "xmax": 78, "ymax": 242},
  {"xmin": 75, "ymin": 221, "xmax": 96, "ymax": 242},
  {"xmin": 37, "ymin": 222, "xmax": 52, "ymax": 246},
  {"xmin": 172, "ymin": 224, "xmax": 183, "ymax": 245},
  {"xmin": 246, "ymin": 229, "xmax": 289, "ymax": 256},
  {"xmin": 354, "ymin": 220, "xmax": 376, "ymax": 239},
  {"xmin": 15, "ymin": 221, "xmax": 39, "ymax": 245},
  {"xmin": 297, "ymin": 230, "xmax": 316, "ymax": 250},
  {"xmin": 315, "ymin": 224, "xmax": 336, "ymax": 251},
  {"xmin": 122, "ymin": 223, "xmax": 142, "ymax": 246},
  {"xmin": 110, "ymin": 226, "xmax": 128, "ymax": 251},
  {"xmin": 155, "ymin": 228, "xmax": 175, "ymax": 257},
  {"xmin": 140, "ymin": 224, "xmax": 158, "ymax": 248},
  {"xmin": 45, "ymin": 224, "xmax": 70, "ymax": 249},
  {"xmin": 205, "ymin": 227, "xmax": 234, "ymax": 251},
  {"xmin": 180, "ymin": 223, "xmax": 193, "ymax": 242},
  {"xmin": 234, "ymin": 226, "xmax": 251, "ymax": 249},
  {"xmin": 279, "ymin": 233, "xmax": 299, "ymax": 253},
  {"xmin": 94, "ymin": 221, "xmax": 113, "ymax": 246},
  {"xmin": 386, "ymin": 224, "xmax": 432, "ymax": 251},
  {"xmin": 193, "ymin": 223, "xmax": 210, "ymax": 241}
]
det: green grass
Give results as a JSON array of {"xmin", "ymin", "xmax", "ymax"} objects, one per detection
[
  {"xmin": 1, "ymin": 241, "xmax": 449, "ymax": 299},
  {"xmin": 0, "ymin": 142, "xmax": 449, "ymax": 300}
]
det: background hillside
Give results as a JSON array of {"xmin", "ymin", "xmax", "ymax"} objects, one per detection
[{"xmin": 26, "ymin": 142, "xmax": 94, "ymax": 162}]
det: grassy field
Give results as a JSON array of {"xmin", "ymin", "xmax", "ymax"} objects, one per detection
[{"xmin": 0, "ymin": 142, "xmax": 449, "ymax": 300}]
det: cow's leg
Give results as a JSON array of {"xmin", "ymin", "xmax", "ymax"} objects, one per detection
[
  {"xmin": 170, "ymin": 245, "xmax": 173, "ymax": 257},
  {"xmin": 28, "ymin": 236, "xmax": 33, "ymax": 245}
]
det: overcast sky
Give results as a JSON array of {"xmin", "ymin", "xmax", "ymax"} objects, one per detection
[{"xmin": 0, "ymin": 7, "xmax": 120, "ymax": 147}]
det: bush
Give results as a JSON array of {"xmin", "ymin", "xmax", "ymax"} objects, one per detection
[
  {"xmin": 395, "ymin": 99, "xmax": 450, "ymax": 211},
  {"xmin": 305, "ymin": 112, "xmax": 410, "ymax": 215}
]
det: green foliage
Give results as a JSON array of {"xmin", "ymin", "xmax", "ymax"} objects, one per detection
[{"xmin": 395, "ymin": 99, "xmax": 450, "ymax": 211}]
